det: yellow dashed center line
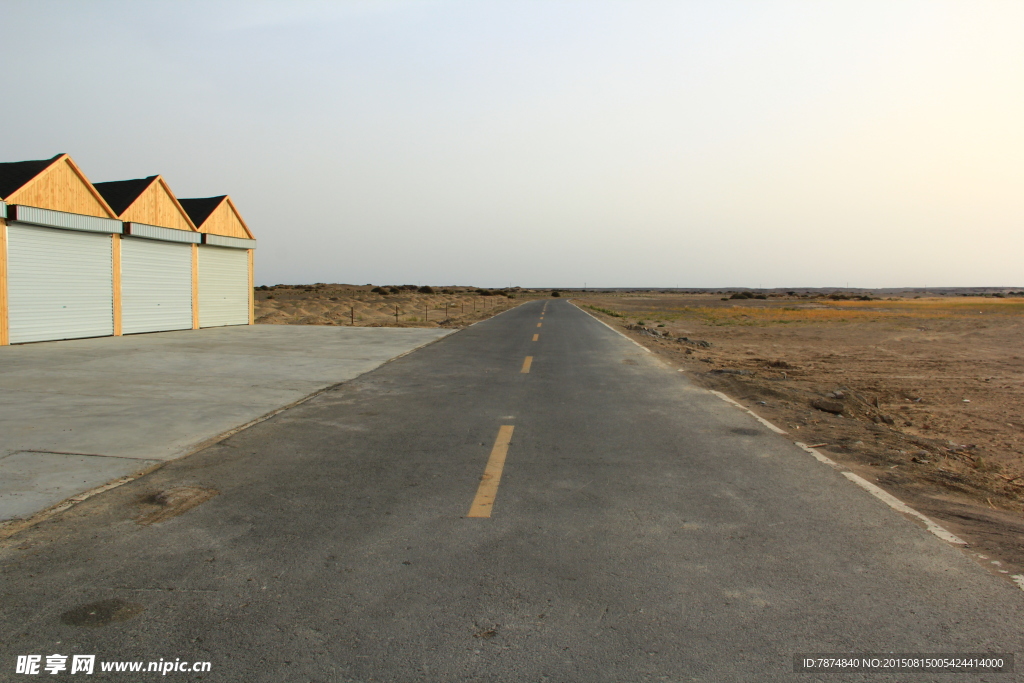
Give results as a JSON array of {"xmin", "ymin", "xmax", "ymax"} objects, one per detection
[
  {"xmin": 469, "ymin": 305, "xmax": 545, "ymax": 518},
  {"xmin": 467, "ymin": 425, "xmax": 515, "ymax": 518}
]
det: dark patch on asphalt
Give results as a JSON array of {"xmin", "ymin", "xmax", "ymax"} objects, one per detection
[
  {"xmin": 136, "ymin": 486, "xmax": 219, "ymax": 526},
  {"xmin": 60, "ymin": 599, "xmax": 144, "ymax": 627},
  {"xmin": 730, "ymin": 428, "xmax": 762, "ymax": 437}
]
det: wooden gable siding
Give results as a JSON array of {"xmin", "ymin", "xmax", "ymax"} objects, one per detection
[
  {"xmin": 120, "ymin": 178, "xmax": 196, "ymax": 231},
  {"xmin": 198, "ymin": 197, "xmax": 254, "ymax": 239},
  {"xmin": 5, "ymin": 156, "xmax": 116, "ymax": 218}
]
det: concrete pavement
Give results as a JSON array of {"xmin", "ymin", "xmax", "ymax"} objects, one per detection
[
  {"xmin": 1, "ymin": 300, "xmax": 1021, "ymax": 681},
  {"xmin": 0, "ymin": 325, "xmax": 452, "ymax": 522}
]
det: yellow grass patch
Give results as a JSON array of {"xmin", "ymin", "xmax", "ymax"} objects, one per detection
[{"xmin": 589, "ymin": 297, "xmax": 1024, "ymax": 327}]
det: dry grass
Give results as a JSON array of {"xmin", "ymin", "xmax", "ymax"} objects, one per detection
[{"xmin": 255, "ymin": 285, "xmax": 547, "ymax": 328}]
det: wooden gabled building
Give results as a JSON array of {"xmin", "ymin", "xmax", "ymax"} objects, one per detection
[
  {"xmin": 178, "ymin": 196, "xmax": 255, "ymax": 327},
  {"xmin": 0, "ymin": 155, "xmax": 256, "ymax": 345},
  {"xmin": 94, "ymin": 175, "xmax": 202, "ymax": 334},
  {"xmin": 0, "ymin": 154, "xmax": 122, "ymax": 344}
]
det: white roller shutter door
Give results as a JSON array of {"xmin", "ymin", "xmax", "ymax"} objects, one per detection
[
  {"xmin": 198, "ymin": 246, "xmax": 249, "ymax": 327},
  {"xmin": 7, "ymin": 224, "xmax": 114, "ymax": 343},
  {"xmin": 121, "ymin": 238, "xmax": 193, "ymax": 334}
]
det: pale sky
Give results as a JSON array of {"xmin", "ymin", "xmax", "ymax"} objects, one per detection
[{"xmin": 2, "ymin": 1, "xmax": 1022, "ymax": 288}]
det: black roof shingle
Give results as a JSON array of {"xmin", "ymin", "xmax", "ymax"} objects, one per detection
[
  {"xmin": 93, "ymin": 176, "xmax": 158, "ymax": 216},
  {"xmin": 0, "ymin": 154, "xmax": 63, "ymax": 199},
  {"xmin": 177, "ymin": 196, "xmax": 226, "ymax": 228}
]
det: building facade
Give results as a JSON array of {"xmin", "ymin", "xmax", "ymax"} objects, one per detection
[{"xmin": 0, "ymin": 154, "xmax": 255, "ymax": 345}]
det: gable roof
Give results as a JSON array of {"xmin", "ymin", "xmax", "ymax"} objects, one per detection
[
  {"xmin": 0, "ymin": 154, "xmax": 117, "ymax": 218},
  {"xmin": 94, "ymin": 175, "xmax": 198, "ymax": 231},
  {"xmin": 0, "ymin": 154, "xmax": 63, "ymax": 199},
  {"xmin": 93, "ymin": 176, "xmax": 158, "ymax": 216},
  {"xmin": 177, "ymin": 196, "xmax": 225, "ymax": 228},
  {"xmin": 178, "ymin": 195, "xmax": 254, "ymax": 239}
]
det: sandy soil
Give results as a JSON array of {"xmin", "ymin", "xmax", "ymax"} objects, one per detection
[
  {"xmin": 255, "ymin": 284, "xmax": 540, "ymax": 328},
  {"xmin": 573, "ymin": 292, "xmax": 1024, "ymax": 583}
]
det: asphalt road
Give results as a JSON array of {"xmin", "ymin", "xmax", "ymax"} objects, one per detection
[{"xmin": 2, "ymin": 299, "xmax": 1022, "ymax": 682}]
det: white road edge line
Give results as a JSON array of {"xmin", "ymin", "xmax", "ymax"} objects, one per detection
[
  {"xmin": 709, "ymin": 390, "xmax": 788, "ymax": 434},
  {"xmin": 793, "ymin": 444, "xmax": 968, "ymax": 548},
  {"xmin": 711, "ymin": 391, "xmax": 969, "ymax": 548},
  {"xmin": 794, "ymin": 441, "xmax": 840, "ymax": 467},
  {"xmin": 571, "ymin": 302, "xmax": 651, "ymax": 353},
  {"xmin": 841, "ymin": 472, "xmax": 968, "ymax": 545}
]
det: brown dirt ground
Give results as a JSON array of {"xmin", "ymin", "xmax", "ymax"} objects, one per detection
[
  {"xmin": 255, "ymin": 284, "xmax": 544, "ymax": 328},
  {"xmin": 573, "ymin": 293, "xmax": 1024, "ymax": 585}
]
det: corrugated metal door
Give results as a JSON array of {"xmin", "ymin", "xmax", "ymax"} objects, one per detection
[
  {"xmin": 121, "ymin": 238, "xmax": 193, "ymax": 334},
  {"xmin": 198, "ymin": 246, "xmax": 249, "ymax": 327},
  {"xmin": 7, "ymin": 223, "xmax": 114, "ymax": 343}
]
